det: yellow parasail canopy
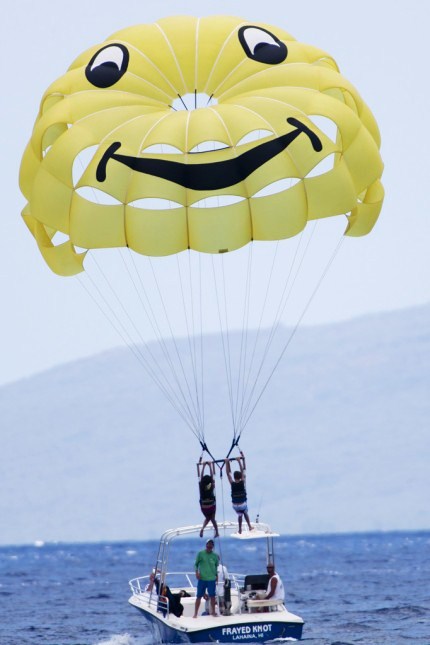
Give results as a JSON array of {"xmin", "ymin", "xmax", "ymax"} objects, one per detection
[{"xmin": 20, "ymin": 15, "xmax": 384, "ymax": 276}]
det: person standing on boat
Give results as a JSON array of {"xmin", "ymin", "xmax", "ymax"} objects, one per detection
[
  {"xmin": 225, "ymin": 451, "xmax": 252, "ymax": 534},
  {"xmin": 198, "ymin": 459, "xmax": 219, "ymax": 538},
  {"xmin": 193, "ymin": 539, "xmax": 220, "ymax": 618},
  {"xmin": 264, "ymin": 563, "xmax": 285, "ymax": 602},
  {"xmin": 216, "ymin": 562, "xmax": 231, "ymax": 615}
]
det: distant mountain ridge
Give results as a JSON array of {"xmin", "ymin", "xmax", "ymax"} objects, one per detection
[{"xmin": 1, "ymin": 303, "xmax": 429, "ymax": 545}]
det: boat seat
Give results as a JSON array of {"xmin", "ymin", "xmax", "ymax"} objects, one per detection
[{"xmin": 246, "ymin": 597, "xmax": 283, "ymax": 612}]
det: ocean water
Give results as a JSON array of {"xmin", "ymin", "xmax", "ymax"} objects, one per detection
[{"xmin": 0, "ymin": 530, "xmax": 429, "ymax": 645}]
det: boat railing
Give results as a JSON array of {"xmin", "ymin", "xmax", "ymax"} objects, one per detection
[
  {"xmin": 129, "ymin": 575, "xmax": 147, "ymax": 595},
  {"xmin": 129, "ymin": 571, "xmax": 198, "ymax": 597},
  {"xmin": 129, "ymin": 575, "xmax": 170, "ymax": 615},
  {"xmin": 130, "ymin": 571, "xmax": 244, "ymax": 593}
]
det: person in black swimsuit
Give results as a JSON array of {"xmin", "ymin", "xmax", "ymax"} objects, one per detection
[{"xmin": 198, "ymin": 459, "xmax": 219, "ymax": 538}]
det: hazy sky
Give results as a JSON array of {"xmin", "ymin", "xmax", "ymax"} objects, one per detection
[{"xmin": 2, "ymin": 0, "xmax": 429, "ymax": 386}]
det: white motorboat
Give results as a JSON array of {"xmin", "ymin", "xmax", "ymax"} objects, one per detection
[{"xmin": 129, "ymin": 520, "xmax": 304, "ymax": 643}]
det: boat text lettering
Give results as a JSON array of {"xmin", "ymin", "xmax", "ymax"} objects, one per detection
[{"xmin": 221, "ymin": 624, "xmax": 273, "ymax": 639}]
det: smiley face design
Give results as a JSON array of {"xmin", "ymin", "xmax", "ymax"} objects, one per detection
[{"xmin": 20, "ymin": 16, "xmax": 384, "ymax": 276}]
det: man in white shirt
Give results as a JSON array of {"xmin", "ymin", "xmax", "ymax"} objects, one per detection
[{"xmin": 264, "ymin": 563, "xmax": 285, "ymax": 601}]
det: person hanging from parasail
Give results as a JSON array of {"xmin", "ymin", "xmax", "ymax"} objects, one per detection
[
  {"xmin": 225, "ymin": 451, "xmax": 253, "ymax": 534},
  {"xmin": 198, "ymin": 458, "xmax": 219, "ymax": 538}
]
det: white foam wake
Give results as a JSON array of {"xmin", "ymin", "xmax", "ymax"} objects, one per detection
[{"xmin": 94, "ymin": 634, "xmax": 149, "ymax": 645}]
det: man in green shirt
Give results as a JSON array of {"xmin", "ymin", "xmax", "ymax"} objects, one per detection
[{"xmin": 193, "ymin": 539, "xmax": 220, "ymax": 618}]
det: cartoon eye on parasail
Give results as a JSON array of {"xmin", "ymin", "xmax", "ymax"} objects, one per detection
[{"xmin": 19, "ymin": 16, "xmax": 384, "ymax": 443}]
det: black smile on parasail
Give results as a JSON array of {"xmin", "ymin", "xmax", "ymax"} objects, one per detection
[{"xmin": 96, "ymin": 118, "xmax": 323, "ymax": 191}]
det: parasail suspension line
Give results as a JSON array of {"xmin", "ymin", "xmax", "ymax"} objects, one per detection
[
  {"xmin": 225, "ymin": 436, "xmax": 241, "ymax": 462},
  {"xmin": 77, "ymin": 270, "xmax": 199, "ymax": 437},
  {"xmin": 238, "ymin": 224, "xmax": 317, "ymax": 432},
  {"xmin": 121, "ymin": 249, "xmax": 204, "ymax": 435},
  {"xmin": 236, "ymin": 241, "xmax": 280, "ymax": 435},
  {"xmin": 211, "ymin": 255, "xmax": 236, "ymax": 434},
  {"xmin": 240, "ymin": 235, "xmax": 345, "ymax": 431},
  {"xmin": 176, "ymin": 252, "xmax": 205, "ymax": 434},
  {"xmin": 147, "ymin": 256, "xmax": 204, "ymax": 436},
  {"xmin": 232, "ymin": 242, "xmax": 254, "ymax": 443}
]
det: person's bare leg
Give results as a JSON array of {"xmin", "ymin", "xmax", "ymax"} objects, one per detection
[
  {"xmin": 210, "ymin": 595, "xmax": 217, "ymax": 616},
  {"xmin": 200, "ymin": 518, "xmax": 209, "ymax": 538},
  {"xmin": 244, "ymin": 511, "xmax": 252, "ymax": 531},
  {"xmin": 193, "ymin": 596, "xmax": 202, "ymax": 618},
  {"xmin": 238, "ymin": 515, "xmax": 243, "ymax": 534},
  {"xmin": 211, "ymin": 516, "xmax": 219, "ymax": 538}
]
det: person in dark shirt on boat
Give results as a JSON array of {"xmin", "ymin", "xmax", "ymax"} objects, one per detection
[
  {"xmin": 160, "ymin": 583, "xmax": 185, "ymax": 618},
  {"xmin": 225, "ymin": 451, "xmax": 252, "ymax": 534},
  {"xmin": 193, "ymin": 539, "xmax": 220, "ymax": 618},
  {"xmin": 198, "ymin": 459, "xmax": 219, "ymax": 538}
]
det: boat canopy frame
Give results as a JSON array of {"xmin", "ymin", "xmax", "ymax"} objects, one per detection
[{"xmin": 152, "ymin": 521, "xmax": 280, "ymax": 589}]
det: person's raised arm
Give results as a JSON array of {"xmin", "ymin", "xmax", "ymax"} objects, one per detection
[
  {"xmin": 200, "ymin": 460, "xmax": 209, "ymax": 480},
  {"xmin": 224, "ymin": 458, "xmax": 233, "ymax": 483},
  {"xmin": 237, "ymin": 451, "xmax": 246, "ymax": 482},
  {"xmin": 240, "ymin": 450, "xmax": 246, "ymax": 471},
  {"xmin": 198, "ymin": 456, "xmax": 203, "ymax": 479}
]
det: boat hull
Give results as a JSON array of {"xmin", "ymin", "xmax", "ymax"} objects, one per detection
[{"xmin": 133, "ymin": 603, "xmax": 303, "ymax": 643}]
